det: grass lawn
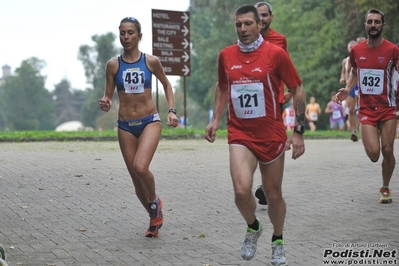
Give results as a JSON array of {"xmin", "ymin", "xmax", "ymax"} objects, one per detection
[{"xmin": 0, "ymin": 128, "xmax": 357, "ymax": 142}]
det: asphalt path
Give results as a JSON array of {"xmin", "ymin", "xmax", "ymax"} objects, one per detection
[{"xmin": 0, "ymin": 139, "xmax": 398, "ymax": 265}]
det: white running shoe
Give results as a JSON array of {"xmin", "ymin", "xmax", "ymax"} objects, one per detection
[
  {"xmin": 270, "ymin": 239, "xmax": 287, "ymax": 265},
  {"xmin": 240, "ymin": 219, "xmax": 263, "ymax": 260}
]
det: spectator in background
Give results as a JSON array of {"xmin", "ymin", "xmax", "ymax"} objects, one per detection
[
  {"xmin": 305, "ymin": 96, "xmax": 321, "ymax": 131},
  {"xmin": 326, "ymin": 92, "xmax": 345, "ymax": 131},
  {"xmin": 282, "ymin": 102, "xmax": 296, "ymax": 131},
  {"xmin": 178, "ymin": 115, "xmax": 188, "ymax": 127}
]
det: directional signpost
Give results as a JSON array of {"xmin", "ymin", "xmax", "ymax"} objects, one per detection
[
  {"xmin": 152, "ymin": 9, "xmax": 191, "ymax": 127},
  {"xmin": 152, "ymin": 9, "xmax": 190, "ymax": 76}
]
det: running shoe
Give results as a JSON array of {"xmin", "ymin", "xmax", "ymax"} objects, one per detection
[
  {"xmin": 255, "ymin": 185, "xmax": 267, "ymax": 205},
  {"xmin": 240, "ymin": 219, "xmax": 263, "ymax": 260},
  {"xmin": 271, "ymin": 239, "xmax": 287, "ymax": 266},
  {"xmin": 0, "ymin": 243, "xmax": 5, "ymax": 261},
  {"xmin": 350, "ymin": 134, "xmax": 358, "ymax": 142},
  {"xmin": 0, "ymin": 243, "xmax": 7, "ymax": 266},
  {"xmin": 145, "ymin": 197, "xmax": 164, "ymax": 237},
  {"xmin": 379, "ymin": 188, "xmax": 392, "ymax": 204}
]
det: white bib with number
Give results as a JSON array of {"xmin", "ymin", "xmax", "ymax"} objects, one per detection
[
  {"xmin": 231, "ymin": 83, "xmax": 265, "ymax": 119},
  {"xmin": 123, "ymin": 69, "xmax": 145, "ymax": 94},
  {"xmin": 359, "ymin": 68, "xmax": 384, "ymax": 95},
  {"xmin": 332, "ymin": 110, "xmax": 341, "ymax": 119},
  {"xmin": 310, "ymin": 112, "xmax": 318, "ymax": 121}
]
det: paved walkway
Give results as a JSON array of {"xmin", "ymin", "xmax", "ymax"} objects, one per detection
[{"xmin": 0, "ymin": 139, "xmax": 398, "ymax": 266}]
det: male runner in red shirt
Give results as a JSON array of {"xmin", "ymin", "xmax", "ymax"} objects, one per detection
[
  {"xmin": 206, "ymin": 4, "xmax": 306, "ymax": 265},
  {"xmin": 254, "ymin": 1, "xmax": 292, "ymax": 205},
  {"xmin": 335, "ymin": 8, "xmax": 399, "ymax": 204}
]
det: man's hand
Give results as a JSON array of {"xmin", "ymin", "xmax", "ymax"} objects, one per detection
[
  {"xmin": 205, "ymin": 120, "xmax": 219, "ymax": 143},
  {"xmin": 286, "ymin": 132, "xmax": 305, "ymax": 160},
  {"xmin": 334, "ymin": 89, "xmax": 349, "ymax": 104}
]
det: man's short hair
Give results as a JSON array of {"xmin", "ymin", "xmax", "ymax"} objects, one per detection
[
  {"xmin": 365, "ymin": 8, "xmax": 385, "ymax": 24},
  {"xmin": 235, "ymin": 4, "xmax": 261, "ymax": 23},
  {"xmin": 347, "ymin": 40, "xmax": 356, "ymax": 49},
  {"xmin": 254, "ymin": 2, "xmax": 273, "ymax": 15}
]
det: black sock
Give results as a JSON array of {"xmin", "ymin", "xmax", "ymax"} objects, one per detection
[
  {"xmin": 248, "ymin": 218, "xmax": 259, "ymax": 231},
  {"xmin": 272, "ymin": 234, "xmax": 283, "ymax": 242}
]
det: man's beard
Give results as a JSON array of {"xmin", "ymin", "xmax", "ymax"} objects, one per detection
[
  {"xmin": 368, "ymin": 28, "xmax": 383, "ymax": 39},
  {"xmin": 262, "ymin": 23, "xmax": 270, "ymax": 30}
]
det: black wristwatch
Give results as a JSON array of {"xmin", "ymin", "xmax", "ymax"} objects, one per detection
[
  {"xmin": 294, "ymin": 125, "xmax": 305, "ymax": 135},
  {"xmin": 168, "ymin": 108, "xmax": 177, "ymax": 114}
]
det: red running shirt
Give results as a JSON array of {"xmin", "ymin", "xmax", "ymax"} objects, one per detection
[
  {"xmin": 263, "ymin": 29, "xmax": 288, "ymax": 104},
  {"xmin": 263, "ymin": 28, "xmax": 287, "ymax": 52},
  {"xmin": 218, "ymin": 41, "xmax": 302, "ymax": 143},
  {"xmin": 350, "ymin": 40, "xmax": 399, "ymax": 108}
]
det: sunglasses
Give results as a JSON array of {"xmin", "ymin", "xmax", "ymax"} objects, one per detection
[{"xmin": 121, "ymin": 17, "xmax": 138, "ymax": 23}]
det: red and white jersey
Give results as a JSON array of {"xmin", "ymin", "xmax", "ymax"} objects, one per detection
[
  {"xmin": 263, "ymin": 28, "xmax": 288, "ymax": 104},
  {"xmin": 350, "ymin": 40, "xmax": 399, "ymax": 108},
  {"xmin": 218, "ymin": 41, "xmax": 302, "ymax": 143},
  {"xmin": 263, "ymin": 28, "xmax": 287, "ymax": 52}
]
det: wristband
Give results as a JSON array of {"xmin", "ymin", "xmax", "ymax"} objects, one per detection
[
  {"xmin": 168, "ymin": 108, "xmax": 177, "ymax": 114},
  {"xmin": 294, "ymin": 125, "xmax": 305, "ymax": 135}
]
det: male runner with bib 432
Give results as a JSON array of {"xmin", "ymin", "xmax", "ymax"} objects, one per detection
[{"xmin": 335, "ymin": 8, "xmax": 399, "ymax": 204}]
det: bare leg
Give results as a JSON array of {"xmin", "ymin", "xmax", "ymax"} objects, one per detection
[
  {"xmin": 360, "ymin": 119, "xmax": 396, "ymax": 186},
  {"xmin": 229, "ymin": 145, "xmax": 258, "ymax": 225},
  {"xmin": 308, "ymin": 121, "xmax": 316, "ymax": 132},
  {"xmin": 118, "ymin": 122, "xmax": 162, "ymax": 213},
  {"xmin": 259, "ymin": 154, "xmax": 286, "ymax": 236},
  {"xmin": 378, "ymin": 120, "xmax": 396, "ymax": 186},
  {"xmin": 346, "ymin": 96, "xmax": 358, "ymax": 135}
]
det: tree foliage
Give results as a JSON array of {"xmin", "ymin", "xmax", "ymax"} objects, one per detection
[
  {"xmin": 183, "ymin": 0, "xmax": 250, "ymax": 108},
  {"xmin": 0, "ymin": 58, "xmax": 55, "ymax": 130},
  {"xmin": 354, "ymin": 0, "xmax": 399, "ymax": 43},
  {"xmin": 272, "ymin": 0, "xmax": 345, "ymax": 127},
  {"xmin": 52, "ymin": 79, "xmax": 88, "ymax": 126},
  {"xmin": 78, "ymin": 33, "xmax": 121, "ymax": 128}
]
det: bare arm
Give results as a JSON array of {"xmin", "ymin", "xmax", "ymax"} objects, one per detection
[
  {"xmin": 291, "ymin": 84, "xmax": 306, "ymax": 128},
  {"xmin": 339, "ymin": 58, "xmax": 346, "ymax": 85},
  {"xmin": 345, "ymin": 60, "xmax": 352, "ymax": 82},
  {"xmin": 335, "ymin": 67, "xmax": 357, "ymax": 104},
  {"xmin": 325, "ymin": 102, "xmax": 332, "ymax": 114},
  {"xmin": 99, "ymin": 58, "xmax": 118, "ymax": 112},
  {"xmin": 287, "ymin": 84, "xmax": 306, "ymax": 159}
]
